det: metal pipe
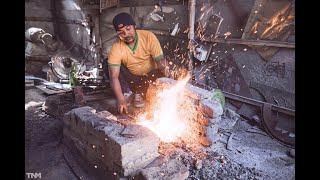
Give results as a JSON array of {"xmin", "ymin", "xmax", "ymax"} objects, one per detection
[
  {"xmin": 25, "ymin": 17, "xmax": 88, "ymax": 26},
  {"xmin": 25, "ymin": 17, "xmax": 52, "ymax": 22},
  {"xmin": 94, "ymin": 14, "xmax": 100, "ymax": 68},
  {"xmin": 206, "ymin": 37, "xmax": 295, "ymax": 48},
  {"xmin": 150, "ymin": 29, "xmax": 295, "ymax": 48},
  {"xmin": 50, "ymin": 0, "xmax": 58, "ymax": 39},
  {"xmin": 188, "ymin": 0, "xmax": 196, "ymax": 40},
  {"xmin": 197, "ymin": 82, "xmax": 295, "ymax": 117},
  {"xmin": 188, "ymin": 0, "xmax": 196, "ymax": 74},
  {"xmin": 223, "ymin": 91, "xmax": 295, "ymax": 117}
]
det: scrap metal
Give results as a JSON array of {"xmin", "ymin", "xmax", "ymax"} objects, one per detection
[
  {"xmin": 262, "ymin": 103, "xmax": 294, "ymax": 147},
  {"xmin": 223, "ymin": 91, "xmax": 294, "ymax": 117},
  {"xmin": 223, "ymin": 91, "xmax": 295, "ymax": 147},
  {"xmin": 249, "ymin": 81, "xmax": 295, "ymax": 109}
]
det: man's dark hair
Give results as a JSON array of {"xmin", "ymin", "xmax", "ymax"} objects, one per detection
[{"xmin": 112, "ymin": 12, "xmax": 136, "ymax": 31}]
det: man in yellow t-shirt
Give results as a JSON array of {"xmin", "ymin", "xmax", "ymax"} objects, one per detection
[{"xmin": 107, "ymin": 12, "xmax": 169, "ymax": 113}]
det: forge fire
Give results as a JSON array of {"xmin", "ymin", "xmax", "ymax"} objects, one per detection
[{"xmin": 136, "ymin": 75, "xmax": 192, "ymax": 142}]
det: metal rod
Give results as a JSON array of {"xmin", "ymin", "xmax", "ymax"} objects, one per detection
[
  {"xmin": 94, "ymin": 14, "xmax": 100, "ymax": 68},
  {"xmin": 50, "ymin": 0, "xmax": 59, "ymax": 39},
  {"xmin": 223, "ymin": 91, "xmax": 295, "ymax": 116},
  {"xmin": 25, "ymin": 17, "xmax": 52, "ymax": 22},
  {"xmin": 207, "ymin": 38, "xmax": 295, "ymax": 48},
  {"xmin": 188, "ymin": 0, "xmax": 196, "ymax": 75},
  {"xmin": 25, "ymin": 17, "xmax": 91, "ymax": 27},
  {"xmin": 188, "ymin": 0, "xmax": 196, "ymax": 40},
  {"xmin": 151, "ymin": 29, "xmax": 294, "ymax": 48}
]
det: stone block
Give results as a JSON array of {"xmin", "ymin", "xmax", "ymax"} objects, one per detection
[
  {"xmin": 208, "ymin": 116, "xmax": 222, "ymax": 124},
  {"xmin": 155, "ymin": 77, "xmax": 211, "ymax": 100},
  {"xmin": 200, "ymin": 99, "xmax": 223, "ymax": 118},
  {"xmin": 196, "ymin": 113, "xmax": 209, "ymax": 126},
  {"xmin": 206, "ymin": 123, "xmax": 219, "ymax": 142},
  {"xmin": 97, "ymin": 110, "xmax": 118, "ymax": 122},
  {"xmin": 198, "ymin": 136, "xmax": 212, "ymax": 147},
  {"xmin": 185, "ymin": 83, "xmax": 211, "ymax": 100},
  {"xmin": 63, "ymin": 106, "xmax": 160, "ymax": 177},
  {"xmin": 207, "ymin": 133, "xmax": 220, "ymax": 144}
]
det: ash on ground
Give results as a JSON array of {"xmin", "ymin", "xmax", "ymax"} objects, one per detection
[{"xmin": 159, "ymin": 142, "xmax": 269, "ymax": 180}]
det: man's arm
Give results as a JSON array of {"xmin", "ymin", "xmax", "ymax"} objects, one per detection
[
  {"xmin": 155, "ymin": 57, "xmax": 170, "ymax": 78},
  {"xmin": 148, "ymin": 32, "xmax": 170, "ymax": 78},
  {"xmin": 108, "ymin": 66, "xmax": 128, "ymax": 113}
]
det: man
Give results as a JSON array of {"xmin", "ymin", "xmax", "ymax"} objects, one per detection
[{"xmin": 107, "ymin": 12, "xmax": 169, "ymax": 114}]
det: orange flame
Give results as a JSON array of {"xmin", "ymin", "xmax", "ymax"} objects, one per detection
[{"xmin": 136, "ymin": 75, "xmax": 191, "ymax": 142}]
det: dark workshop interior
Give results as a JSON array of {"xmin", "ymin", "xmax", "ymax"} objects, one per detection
[{"xmin": 25, "ymin": 0, "xmax": 295, "ymax": 179}]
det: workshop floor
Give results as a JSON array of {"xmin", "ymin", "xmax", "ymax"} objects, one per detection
[
  {"xmin": 25, "ymin": 87, "xmax": 78, "ymax": 180},
  {"xmin": 25, "ymin": 87, "xmax": 295, "ymax": 180}
]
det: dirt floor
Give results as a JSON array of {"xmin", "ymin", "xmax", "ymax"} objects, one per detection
[
  {"xmin": 25, "ymin": 87, "xmax": 78, "ymax": 180},
  {"xmin": 25, "ymin": 86, "xmax": 295, "ymax": 180}
]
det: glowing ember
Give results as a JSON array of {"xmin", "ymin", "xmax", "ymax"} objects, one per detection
[{"xmin": 137, "ymin": 75, "xmax": 191, "ymax": 142}]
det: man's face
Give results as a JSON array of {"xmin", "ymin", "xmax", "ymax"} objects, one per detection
[{"xmin": 116, "ymin": 25, "xmax": 136, "ymax": 44}]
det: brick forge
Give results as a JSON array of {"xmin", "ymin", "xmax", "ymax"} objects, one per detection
[{"xmin": 62, "ymin": 77, "xmax": 224, "ymax": 179}]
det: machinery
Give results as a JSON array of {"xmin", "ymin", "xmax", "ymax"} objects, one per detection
[
  {"xmin": 25, "ymin": 27, "xmax": 107, "ymax": 89},
  {"xmin": 25, "ymin": 27, "xmax": 59, "ymax": 55},
  {"xmin": 49, "ymin": 50, "xmax": 105, "ymax": 87}
]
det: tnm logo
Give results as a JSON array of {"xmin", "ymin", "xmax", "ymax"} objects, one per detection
[{"xmin": 26, "ymin": 173, "xmax": 41, "ymax": 178}]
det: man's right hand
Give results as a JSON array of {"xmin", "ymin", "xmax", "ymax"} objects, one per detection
[
  {"xmin": 118, "ymin": 99, "xmax": 128, "ymax": 114},
  {"xmin": 164, "ymin": 66, "xmax": 170, "ymax": 78},
  {"xmin": 109, "ymin": 66, "xmax": 128, "ymax": 114}
]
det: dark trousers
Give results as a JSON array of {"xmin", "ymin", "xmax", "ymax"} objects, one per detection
[{"xmin": 119, "ymin": 65, "xmax": 164, "ymax": 95}]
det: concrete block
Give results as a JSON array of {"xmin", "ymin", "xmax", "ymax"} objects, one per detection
[
  {"xmin": 207, "ymin": 123, "xmax": 219, "ymax": 134},
  {"xmin": 63, "ymin": 106, "xmax": 160, "ymax": 177},
  {"xmin": 155, "ymin": 77, "xmax": 211, "ymax": 100},
  {"xmin": 196, "ymin": 113, "xmax": 209, "ymax": 126},
  {"xmin": 63, "ymin": 111, "xmax": 71, "ymax": 126},
  {"xmin": 185, "ymin": 83, "xmax": 211, "ymax": 100},
  {"xmin": 200, "ymin": 99, "xmax": 223, "ymax": 118},
  {"xmin": 207, "ymin": 133, "xmax": 220, "ymax": 144},
  {"xmin": 198, "ymin": 136, "xmax": 213, "ymax": 147},
  {"xmin": 208, "ymin": 116, "xmax": 222, "ymax": 124},
  {"xmin": 97, "ymin": 110, "xmax": 118, "ymax": 122}
]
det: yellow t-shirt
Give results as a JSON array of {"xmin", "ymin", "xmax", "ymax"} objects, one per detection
[{"xmin": 108, "ymin": 30, "xmax": 164, "ymax": 76}]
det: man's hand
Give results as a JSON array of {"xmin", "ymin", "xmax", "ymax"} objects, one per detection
[
  {"xmin": 156, "ymin": 58, "xmax": 172, "ymax": 78},
  {"xmin": 118, "ymin": 99, "xmax": 128, "ymax": 114},
  {"xmin": 164, "ymin": 66, "xmax": 170, "ymax": 78},
  {"xmin": 109, "ymin": 66, "xmax": 128, "ymax": 114}
]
